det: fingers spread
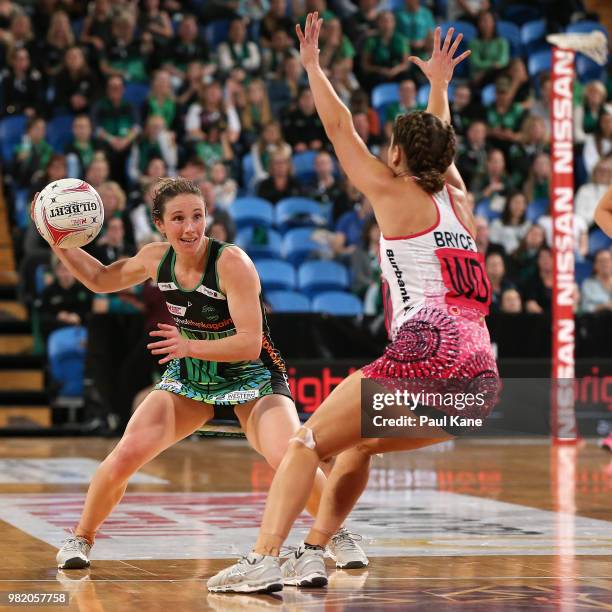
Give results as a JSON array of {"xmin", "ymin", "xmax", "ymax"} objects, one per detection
[
  {"xmin": 433, "ymin": 26, "xmax": 440, "ymax": 50},
  {"xmin": 443, "ymin": 27, "xmax": 454, "ymax": 52},
  {"xmin": 296, "ymin": 24, "xmax": 305, "ymax": 43},
  {"xmin": 449, "ymin": 33, "xmax": 463, "ymax": 57},
  {"xmin": 453, "ymin": 50, "xmax": 471, "ymax": 65}
]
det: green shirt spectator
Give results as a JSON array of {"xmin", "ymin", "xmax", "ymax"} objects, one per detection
[
  {"xmin": 13, "ymin": 117, "xmax": 53, "ymax": 187},
  {"xmin": 394, "ymin": 0, "xmax": 435, "ymax": 58},
  {"xmin": 469, "ymin": 12, "xmax": 510, "ymax": 83}
]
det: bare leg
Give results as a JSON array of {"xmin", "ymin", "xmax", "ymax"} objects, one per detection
[
  {"xmin": 305, "ymin": 436, "xmax": 450, "ymax": 546},
  {"xmin": 234, "ymin": 394, "xmax": 328, "ymax": 518},
  {"xmin": 76, "ymin": 390, "xmax": 213, "ymax": 543}
]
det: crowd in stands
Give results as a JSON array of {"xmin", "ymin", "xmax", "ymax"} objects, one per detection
[{"xmin": 0, "ymin": 0, "xmax": 610, "ymax": 351}]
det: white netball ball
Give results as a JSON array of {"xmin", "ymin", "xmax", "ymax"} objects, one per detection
[{"xmin": 33, "ymin": 179, "xmax": 104, "ymax": 249}]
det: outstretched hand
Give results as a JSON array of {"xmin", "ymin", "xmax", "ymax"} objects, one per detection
[
  {"xmin": 296, "ymin": 11, "xmax": 323, "ymax": 70},
  {"xmin": 409, "ymin": 27, "xmax": 471, "ymax": 84},
  {"xmin": 147, "ymin": 322, "xmax": 190, "ymax": 365}
]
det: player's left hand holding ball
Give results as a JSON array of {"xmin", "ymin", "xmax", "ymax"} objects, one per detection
[
  {"xmin": 31, "ymin": 179, "xmax": 104, "ymax": 249},
  {"xmin": 147, "ymin": 323, "xmax": 190, "ymax": 364}
]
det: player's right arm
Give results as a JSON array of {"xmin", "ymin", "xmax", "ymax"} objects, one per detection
[
  {"xmin": 410, "ymin": 27, "xmax": 470, "ymax": 196},
  {"xmin": 594, "ymin": 185, "xmax": 612, "ymax": 237},
  {"xmin": 51, "ymin": 241, "xmax": 167, "ymax": 293}
]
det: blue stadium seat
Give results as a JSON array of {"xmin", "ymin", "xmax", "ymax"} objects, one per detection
[
  {"xmin": 371, "ymin": 82, "xmax": 400, "ymax": 112},
  {"xmin": 526, "ymin": 198, "xmax": 549, "ymax": 222},
  {"xmin": 588, "ymin": 228, "xmax": 611, "ymax": 256},
  {"xmin": 576, "ymin": 54, "xmax": 606, "ymax": 83},
  {"xmin": 292, "ymin": 150, "xmax": 318, "ymax": 184},
  {"xmin": 521, "ymin": 19, "xmax": 548, "ymax": 54},
  {"xmin": 266, "ymin": 290, "xmax": 311, "ymax": 313},
  {"xmin": 256, "ymin": 259, "xmax": 297, "ymax": 291},
  {"xmin": 497, "ymin": 20, "xmax": 522, "ymax": 57},
  {"xmin": 230, "ymin": 197, "xmax": 274, "ymax": 229},
  {"xmin": 203, "ymin": 20, "xmax": 230, "ymax": 48},
  {"xmin": 439, "ymin": 21, "xmax": 476, "ymax": 77},
  {"xmin": 282, "ymin": 228, "xmax": 328, "ymax": 266},
  {"xmin": 241, "ymin": 153, "xmax": 256, "ymax": 193},
  {"xmin": 481, "ymin": 83, "xmax": 496, "ymax": 106},
  {"xmin": 236, "ymin": 227, "xmax": 282, "ymax": 260},
  {"xmin": 0, "ymin": 114, "xmax": 26, "ymax": 163},
  {"xmin": 475, "ymin": 199, "xmax": 501, "ymax": 222},
  {"xmin": 297, "ymin": 260, "xmax": 349, "ymax": 297},
  {"xmin": 275, "ymin": 198, "xmax": 327, "ymax": 233},
  {"xmin": 124, "ymin": 82, "xmax": 150, "ymax": 108},
  {"xmin": 47, "ymin": 114, "xmax": 74, "ymax": 153},
  {"xmin": 47, "ymin": 326, "xmax": 87, "ymax": 398},
  {"xmin": 527, "ymin": 50, "xmax": 551, "ymax": 78},
  {"xmin": 13, "ymin": 188, "xmax": 29, "ymax": 229},
  {"xmin": 416, "ymin": 83, "xmax": 455, "ymax": 107},
  {"xmin": 575, "ymin": 260, "xmax": 593, "ymax": 286},
  {"xmin": 311, "ymin": 291, "xmax": 364, "ymax": 317},
  {"xmin": 566, "ymin": 21, "xmax": 609, "ymax": 39},
  {"xmin": 502, "ymin": 4, "xmax": 542, "ymax": 26}
]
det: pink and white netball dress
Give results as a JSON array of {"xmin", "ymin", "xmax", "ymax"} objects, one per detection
[{"xmin": 362, "ymin": 185, "xmax": 500, "ymax": 420}]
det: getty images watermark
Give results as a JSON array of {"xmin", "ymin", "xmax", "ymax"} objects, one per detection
[{"xmin": 360, "ymin": 378, "xmax": 500, "ymax": 437}]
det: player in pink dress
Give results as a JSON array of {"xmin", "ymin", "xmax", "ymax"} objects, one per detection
[{"xmin": 208, "ymin": 16, "xmax": 500, "ymax": 593}]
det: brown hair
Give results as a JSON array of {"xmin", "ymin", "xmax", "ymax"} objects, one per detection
[
  {"xmin": 392, "ymin": 111, "xmax": 456, "ymax": 194},
  {"xmin": 151, "ymin": 177, "xmax": 204, "ymax": 222}
]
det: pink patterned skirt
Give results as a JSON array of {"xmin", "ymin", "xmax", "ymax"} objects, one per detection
[{"xmin": 362, "ymin": 303, "xmax": 500, "ymax": 421}]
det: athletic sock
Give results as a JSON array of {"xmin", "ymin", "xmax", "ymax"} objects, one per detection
[{"xmin": 304, "ymin": 542, "xmax": 325, "ymax": 551}]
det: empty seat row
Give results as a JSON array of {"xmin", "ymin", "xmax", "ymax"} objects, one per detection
[{"xmin": 266, "ymin": 290, "xmax": 363, "ymax": 316}]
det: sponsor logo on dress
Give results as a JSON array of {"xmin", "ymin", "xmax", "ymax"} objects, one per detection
[
  {"xmin": 160, "ymin": 379, "xmax": 182, "ymax": 392},
  {"xmin": 219, "ymin": 390, "xmax": 259, "ymax": 401},
  {"xmin": 166, "ymin": 303, "xmax": 187, "ymax": 316},
  {"xmin": 196, "ymin": 285, "xmax": 226, "ymax": 300},
  {"xmin": 158, "ymin": 282, "xmax": 178, "ymax": 291}
]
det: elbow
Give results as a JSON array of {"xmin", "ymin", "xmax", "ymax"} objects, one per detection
[{"xmin": 243, "ymin": 335, "xmax": 262, "ymax": 361}]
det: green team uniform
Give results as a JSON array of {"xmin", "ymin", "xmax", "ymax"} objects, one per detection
[{"xmin": 154, "ymin": 240, "xmax": 292, "ymax": 410}]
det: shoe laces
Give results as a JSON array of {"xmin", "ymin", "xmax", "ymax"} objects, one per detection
[
  {"xmin": 61, "ymin": 535, "xmax": 90, "ymax": 553},
  {"xmin": 280, "ymin": 545, "xmax": 297, "ymax": 558},
  {"xmin": 331, "ymin": 527, "xmax": 363, "ymax": 550}
]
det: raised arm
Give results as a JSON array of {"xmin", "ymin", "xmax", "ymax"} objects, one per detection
[
  {"xmin": 410, "ymin": 27, "xmax": 470, "ymax": 196},
  {"xmin": 296, "ymin": 12, "xmax": 393, "ymax": 200},
  {"xmin": 594, "ymin": 185, "xmax": 612, "ymax": 237}
]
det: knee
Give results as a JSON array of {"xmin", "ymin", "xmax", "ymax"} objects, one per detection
[
  {"xmin": 288, "ymin": 426, "xmax": 322, "ymax": 460},
  {"xmin": 103, "ymin": 443, "xmax": 142, "ymax": 482}
]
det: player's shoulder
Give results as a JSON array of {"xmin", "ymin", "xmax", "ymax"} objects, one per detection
[
  {"xmin": 216, "ymin": 243, "xmax": 258, "ymax": 282},
  {"xmin": 136, "ymin": 241, "xmax": 171, "ymax": 272}
]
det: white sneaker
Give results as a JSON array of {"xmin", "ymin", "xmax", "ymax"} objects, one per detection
[
  {"xmin": 327, "ymin": 527, "xmax": 369, "ymax": 569},
  {"xmin": 56, "ymin": 535, "xmax": 92, "ymax": 569},
  {"xmin": 207, "ymin": 552, "xmax": 283, "ymax": 593},
  {"xmin": 281, "ymin": 542, "xmax": 328, "ymax": 588}
]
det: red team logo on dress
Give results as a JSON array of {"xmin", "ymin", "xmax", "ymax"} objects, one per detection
[{"xmin": 435, "ymin": 248, "xmax": 491, "ymax": 314}]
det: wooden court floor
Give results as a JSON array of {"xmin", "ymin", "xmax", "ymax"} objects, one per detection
[{"xmin": 0, "ymin": 437, "xmax": 610, "ymax": 611}]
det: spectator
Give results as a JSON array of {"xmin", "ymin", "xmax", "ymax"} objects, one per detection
[
  {"xmin": 343, "ymin": 0, "xmax": 380, "ymax": 51},
  {"xmin": 489, "ymin": 192, "xmax": 531, "ymax": 255},
  {"xmin": 209, "ymin": 161, "xmax": 238, "ymax": 211},
  {"xmin": 185, "ymin": 81, "xmax": 241, "ymax": 146},
  {"xmin": 505, "ymin": 58, "xmax": 532, "ymax": 105},
  {"xmin": 100, "ymin": 10, "xmax": 153, "ymax": 83},
  {"xmin": 350, "ymin": 88, "xmax": 381, "ymax": 140},
  {"xmin": 304, "ymin": 151, "xmax": 344, "ymax": 205},
  {"xmin": 575, "ymin": 80, "xmax": 608, "ymax": 144},
  {"xmin": 198, "ymin": 179, "xmax": 236, "ymax": 242},
  {"xmin": 0, "ymin": 47, "xmax": 44, "ymax": 117},
  {"xmin": 456, "ymin": 120, "xmax": 488, "ymax": 193},
  {"xmin": 383, "ymin": 78, "xmax": 421, "ymax": 127},
  {"xmin": 512, "ymin": 224, "xmax": 549, "ymax": 285},
  {"xmin": 218, "ymin": 18, "xmax": 261, "ymax": 79},
  {"xmin": 360, "ymin": 11, "xmax": 411, "ymax": 92},
  {"xmin": 447, "ymin": 0, "xmax": 490, "ymax": 22},
  {"xmin": 538, "ymin": 208, "xmax": 589, "ymax": 261},
  {"xmin": 282, "ymin": 87, "xmax": 327, "ymax": 152},
  {"xmin": 508, "ymin": 115, "xmax": 549, "ymax": 186},
  {"xmin": 175, "ymin": 60, "xmax": 206, "ymax": 114},
  {"xmin": 486, "ymin": 251, "xmax": 515, "ymax": 314},
  {"xmin": 177, "ymin": 156, "xmax": 207, "ymax": 183},
  {"xmin": 30, "ymin": 152, "xmax": 67, "ymax": 197},
  {"xmin": 486, "ymin": 76, "xmax": 525, "ymax": 154},
  {"xmin": 13, "ymin": 116, "xmax": 53, "ymax": 188},
  {"xmin": 523, "ymin": 152, "xmax": 551, "ymax": 202},
  {"xmin": 91, "ymin": 215, "xmax": 135, "ymax": 268},
  {"xmin": 500, "ymin": 287, "xmax": 522, "ymax": 313},
  {"xmin": 318, "ymin": 18, "xmax": 355, "ymax": 72},
  {"xmin": 36, "ymin": 257, "xmax": 92, "ymax": 342},
  {"xmin": 127, "ymin": 114, "xmax": 177, "ymax": 184},
  {"xmin": 394, "ymin": 0, "xmax": 434, "ymax": 59},
  {"xmin": 353, "ymin": 111, "xmax": 380, "ymax": 156},
  {"xmin": 39, "ymin": 10, "xmax": 75, "ymax": 78},
  {"xmin": 524, "ymin": 246, "xmax": 553, "ymax": 314},
  {"xmin": 469, "ymin": 11, "xmax": 509, "ymax": 86},
  {"xmin": 142, "ymin": 69, "xmax": 179, "ymax": 132},
  {"xmin": 0, "ymin": 12, "xmax": 36, "ymax": 66},
  {"xmin": 91, "ymin": 75, "xmax": 141, "ymax": 183},
  {"xmin": 351, "ymin": 216, "xmax": 380, "ymax": 298},
  {"xmin": 250, "ymin": 120, "xmax": 293, "ymax": 184},
  {"xmin": 138, "ymin": 0, "xmax": 173, "ymax": 53},
  {"xmin": 581, "ymin": 248, "xmax": 612, "ymax": 313},
  {"xmin": 261, "ymin": 29, "xmax": 299, "ymax": 79},
  {"xmin": 268, "ymin": 54, "xmax": 307, "ymax": 115},
  {"xmin": 84, "ymin": 154, "xmax": 110, "ymax": 190},
  {"xmin": 53, "ymin": 45, "xmax": 100, "ymax": 115},
  {"xmin": 575, "ymin": 159, "xmax": 612, "ymax": 228},
  {"xmin": 162, "ymin": 13, "xmax": 212, "ymax": 82},
  {"xmin": 530, "ymin": 74, "xmax": 551, "ymax": 133},
  {"xmin": 474, "ymin": 215, "xmax": 505, "ymax": 256},
  {"xmin": 334, "ymin": 197, "xmax": 374, "ymax": 258},
  {"xmin": 329, "ymin": 56, "xmax": 360, "ymax": 107},
  {"xmin": 237, "ymin": 78, "xmax": 273, "ymax": 147},
  {"xmin": 80, "ymin": 0, "xmax": 114, "ymax": 57},
  {"xmin": 255, "ymin": 149, "xmax": 302, "ymax": 203},
  {"xmin": 476, "ymin": 148, "xmax": 512, "ymax": 206},
  {"xmin": 583, "ymin": 106, "xmax": 612, "ymax": 178},
  {"xmin": 130, "ymin": 179, "xmax": 163, "ymax": 248},
  {"xmin": 449, "ymin": 83, "xmax": 484, "ymax": 137},
  {"xmin": 260, "ymin": 0, "xmax": 293, "ymax": 48}
]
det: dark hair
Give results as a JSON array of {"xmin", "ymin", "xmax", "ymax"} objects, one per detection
[
  {"xmin": 392, "ymin": 111, "xmax": 456, "ymax": 194},
  {"xmin": 151, "ymin": 177, "xmax": 204, "ymax": 222},
  {"xmin": 501, "ymin": 191, "xmax": 527, "ymax": 225}
]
